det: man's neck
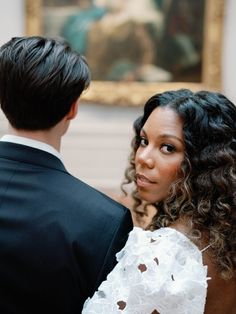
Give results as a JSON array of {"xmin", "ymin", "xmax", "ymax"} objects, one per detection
[{"xmin": 8, "ymin": 127, "xmax": 61, "ymax": 152}]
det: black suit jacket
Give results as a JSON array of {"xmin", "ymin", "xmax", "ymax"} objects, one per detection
[{"xmin": 0, "ymin": 142, "xmax": 132, "ymax": 314}]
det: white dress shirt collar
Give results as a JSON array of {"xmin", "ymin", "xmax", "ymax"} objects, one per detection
[{"xmin": 0, "ymin": 134, "xmax": 63, "ymax": 162}]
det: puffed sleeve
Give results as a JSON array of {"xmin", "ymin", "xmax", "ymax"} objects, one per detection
[{"xmin": 82, "ymin": 227, "xmax": 208, "ymax": 314}]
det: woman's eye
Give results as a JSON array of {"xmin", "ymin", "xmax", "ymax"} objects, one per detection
[
  {"xmin": 140, "ymin": 137, "xmax": 148, "ymax": 147},
  {"xmin": 161, "ymin": 144, "xmax": 176, "ymax": 153}
]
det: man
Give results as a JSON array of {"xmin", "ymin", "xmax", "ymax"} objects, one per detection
[{"xmin": 0, "ymin": 36, "xmax": 132, "ymax": 313}]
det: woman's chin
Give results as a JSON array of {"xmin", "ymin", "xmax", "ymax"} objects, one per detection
[{"xmin": 137, "ymin": 189, "xmax": 161, "ymax": 204}]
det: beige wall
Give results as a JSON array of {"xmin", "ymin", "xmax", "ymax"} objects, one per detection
[{"xmin": 0, "ymin": 0, "xmax": 24, "ymax": 46}]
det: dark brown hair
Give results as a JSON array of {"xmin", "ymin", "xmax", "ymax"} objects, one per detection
[{"xmin": 0, "ymin": 36, "xmax": 90, "ymax": 130}]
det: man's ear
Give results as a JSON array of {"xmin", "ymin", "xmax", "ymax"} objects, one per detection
[{"xmin": 66, "ymin": 99, "xmax": 79, "ymax": 120}]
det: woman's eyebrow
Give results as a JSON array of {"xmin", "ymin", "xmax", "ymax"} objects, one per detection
[
  {"xmin": 140, "ymin": 128, "xmax": 184, "ymax": 145},
  {"xmin": 158, "ymin": 133, "xmax": 184, "ymax": 144}
]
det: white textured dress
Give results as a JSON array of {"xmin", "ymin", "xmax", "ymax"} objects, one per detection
[{"xmin": 82, "ymin": 227, "xmax": 208, "ymax": 314}]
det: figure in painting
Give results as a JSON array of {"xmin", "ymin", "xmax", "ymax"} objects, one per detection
[{"xmin": 62, "ymin": 0, "xmax": 107, "ymax": 54}]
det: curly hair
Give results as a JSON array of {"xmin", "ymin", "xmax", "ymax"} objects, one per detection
[{"xmin": 122, "ymin": 89, "xmax": 236, "ymax": 280}]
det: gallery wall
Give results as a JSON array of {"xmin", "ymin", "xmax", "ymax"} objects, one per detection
[{"xmin": 0, "ymin": 0, "xmax": 25, "ymax": 46}]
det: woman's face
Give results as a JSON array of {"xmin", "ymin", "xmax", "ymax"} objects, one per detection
[{"xmin": 135, "ymin": 106, "xmax": 185, "ymax": 203}]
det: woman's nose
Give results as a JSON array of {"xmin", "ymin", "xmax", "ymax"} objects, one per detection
[{"xmin": 136, "ymin": 148, "xmax": 155, "ymax": 169}]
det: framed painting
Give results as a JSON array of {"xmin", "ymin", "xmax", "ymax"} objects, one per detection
[{"xmin": 25, "ymin": 0, "xmax": 225, "ymax": 106}]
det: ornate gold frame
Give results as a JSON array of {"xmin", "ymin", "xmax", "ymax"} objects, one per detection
[{"xmin": 25, "ymin": 0, "xmax": 225, "ymax": 106}]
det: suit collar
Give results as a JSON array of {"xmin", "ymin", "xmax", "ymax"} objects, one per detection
[
  {"xmin": 1, "ymin": 134, "xmax": 62, "ymax": 162},
  {"xmin": 0, "ymin": 141, "xmax": 68, "ymax": 173}
]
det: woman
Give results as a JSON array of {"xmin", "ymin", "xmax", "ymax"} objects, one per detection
[{"xmin": 83, "ymin": 89, "xmax": 236, "ymax": 313}]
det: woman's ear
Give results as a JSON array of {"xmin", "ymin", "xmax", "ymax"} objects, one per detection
[{"xmin": 66, "ymin": 99, "xmax": 79, "ymax": 120}]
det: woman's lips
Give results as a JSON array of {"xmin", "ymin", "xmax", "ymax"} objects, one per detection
[{"xmin": 136, "ymin": 174, "xmax": 156, "ymax": 187}]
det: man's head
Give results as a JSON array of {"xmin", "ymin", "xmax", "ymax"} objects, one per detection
[{"xmin": 0, "ymin": 36, "xmax": 90, "ymax": 130}]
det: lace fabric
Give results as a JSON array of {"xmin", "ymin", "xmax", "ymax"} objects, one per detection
[{"xmin": 82, "ymin": 227, "xmax": 208, "ymax": 314}]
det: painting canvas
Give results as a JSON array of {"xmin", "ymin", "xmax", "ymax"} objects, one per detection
[
  {"xmin": 42, "ymin": 0, "xmax": 204, "ymax": 84},
  {"xmin": 26, "ymin": 0, "xmax": 224, "ymax": 105}
]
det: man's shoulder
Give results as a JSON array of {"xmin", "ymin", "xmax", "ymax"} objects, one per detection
[
  {"xmin": 0, "ymin": 141, "xmax": 131, "ymax": 221},
  {"xmin": 66, "ymin": 174, "xmax": 129, "ymax": 214},
  {"xmin": 52, "ymin": 173, "xmax": 132, "ymax": 239}
]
